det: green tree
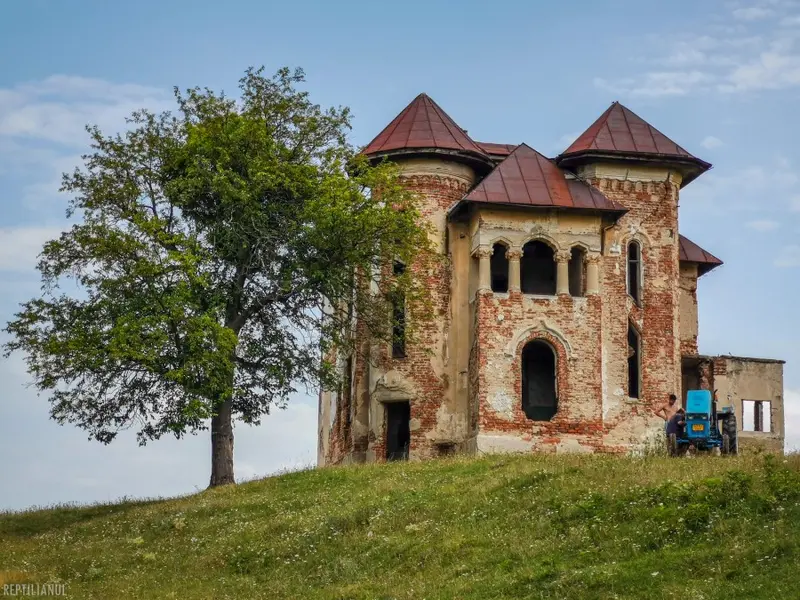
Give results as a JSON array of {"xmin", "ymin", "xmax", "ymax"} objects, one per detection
[{"xmin": 4, "ymin": 67, "xmax": 433, "ymax": 487}]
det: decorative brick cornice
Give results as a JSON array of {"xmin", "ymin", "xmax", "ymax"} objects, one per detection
[{"xmin": 400, "ymin": 173, "xmax": 472, "ymax": 193}]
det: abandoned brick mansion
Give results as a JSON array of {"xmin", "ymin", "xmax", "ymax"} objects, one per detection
[{"xmin": 317, "ymin": 95, "xmax": 785, "ymax": 464}]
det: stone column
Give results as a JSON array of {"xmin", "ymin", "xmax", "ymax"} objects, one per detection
[
  {"xmin": 556, "ymin": 250, "xmax": 571, "ymax": 296},
  {"xmin": 476, "ymin": 247, "xmax": 492, "ymax": 292},
  {"xmin": 586, "ymin": 253, "xmax": 601, "ymax": 295},
  {"xmin": 507, "ymin": 249, "xmax": 522, "ymax": 292}
]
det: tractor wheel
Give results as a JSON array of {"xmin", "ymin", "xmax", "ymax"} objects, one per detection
[
  {"xmin": 722, "ymin": 414, "xmax": 739, "ymax": 455},
  {"xmin": 668, "ymin": 433, "xmax": 678, "ymax": 457}
]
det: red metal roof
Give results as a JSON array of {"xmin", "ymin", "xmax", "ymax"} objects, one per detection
[
  {"xmin": 562, "ymin": 102, "xmax": 701, "ymax": 158},
  {"xmin": 679, "ymin": 234, "xmax": 723, "ymax": 275},
  {"xmin": 362, "ymin": 93, "xmax": 489, "ymax": 161},
  {"xmin": 476, "ymin": 142, "xmax": 518, "ymax": 157},
  {"xmin": 462, "ymin": 144, "xmax": 625, "ymax": 213}
]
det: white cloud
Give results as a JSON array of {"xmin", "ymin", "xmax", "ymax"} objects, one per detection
[
  {"xmin": 597, "ymin": 6, "xmax": 800, "ymax": 97},
  {"xmin": 774, "ymin": 244, "xmax": 800, "ymax": 266},
  {"xmin": 701, "ymin": 135, "xmax": 724, "ymax": 149},
  {"xmin": 683, "ymin": 162, "xmax": 799, "ymax": 212},
  {"xmin": 594, "ymin": 71, "xmax": 713, "ymax": 97},
  {"xmin": 733, "ymin": 7, "xmax": 776, "ymax": 21},
  {"xmin": 0, "ymin": 75, "xmax": 169, "ymax": 146},
  {"xmin": 746, "ymin": 219, "xmax": 781, "ymax": 231},
  {"xmin": 0, "ymin": 226, "xmax": 65, "ymax": 272},
  {"xmin": 0, "ymin": 76, "xmax": 169, "ymax": 215},
  {"xmin": 784, "ymin": 388, "xmax": 800, "ymax": 452}
]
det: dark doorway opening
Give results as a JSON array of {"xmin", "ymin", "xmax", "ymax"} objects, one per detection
[
  {"xmin": 386, "ymin": 401, "xmax": 410, "ymax": 461},
  {"xmin": 521, "ymin": 341, "xmax": 558, "ymax": 421}
]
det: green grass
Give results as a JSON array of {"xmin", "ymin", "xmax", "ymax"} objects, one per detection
[{"xmin": 2, "ymin": 453, "xmax": 799, "ymax": 599}]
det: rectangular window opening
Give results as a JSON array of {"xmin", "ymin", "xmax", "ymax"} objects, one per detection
[
  {"xmin": 742, "ymin": 400, "xmax": 771, "ymax": 432},
  {"xmin": 392, "ymin": 262, "xmax": 406, "ymax": 358},
  {"xmin": 627, "ymin": 324, "xmax": 641, "ymax": 399}
]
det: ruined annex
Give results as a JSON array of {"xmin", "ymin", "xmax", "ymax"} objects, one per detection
[{"xmin": 318, "ymin": 95, "xmax": 785, "ymax": 465}]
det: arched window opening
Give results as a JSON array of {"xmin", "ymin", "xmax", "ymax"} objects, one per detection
[
  {"xmin": 627, "ymin": 323, "xmax": 641, "ymax": 399},
  {"xmin": 627, "ymin": 241, "xmax": 642, "ymax": 304},
  {"xmin": 521, "ymin": 241, "xmax": 556, "ymax": 295},
  {"xmin": 521, "ymin": 340, "xmax": 558, "ymax": 421},
  {"xmin": 568, "ymin": 247, "xmax": 586, "ymax": 297},
  {"xmin": 490, "ymin": 243, "xmax": 509, "ymax": 292},
  {"xmin": 391, "ymin": 261, "xmax": 406, "ymax": 358}
]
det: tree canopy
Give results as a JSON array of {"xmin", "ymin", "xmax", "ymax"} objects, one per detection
[{"xmin": 4, "ymin": 67, "xmax": 434, "ymax": 486}]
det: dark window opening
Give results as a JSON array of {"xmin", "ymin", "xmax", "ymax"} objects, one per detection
[
  {"xmin": 568, "ymin": 247, "xmax": 586, "ymax": 297},
  {"xmin": 386, "ymin": 401, "xmax": 410, "ymax": 461},
  {"xmin": 490, "ymin": 243, "xmax": 509, "ymax": 292},
  {"xmin": 628, "ymin": 323, "xmax": 641, "ymax": 399},
  {"xmin": 392, "ymin": 261, "xmax": 406, "ymax": 358},
  {"xmin": 521, "ymin": 241, "xmax": 556, "ymax": 295},
  {"xmin": 521, "ymin": 340, "xmax": 558, "ymax": 421},
  {"xmin": 627, "ymin": 241, "xmax": 641, "ymax": 304}
]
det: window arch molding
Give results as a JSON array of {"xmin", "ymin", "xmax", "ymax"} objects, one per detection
[
  {"xmin": 519, "ymin": 233, "xmax": 561, "ymax": 253},
  {"xmin": 513, "ymin": 330, "xmax": 570, "ymax": 422}
]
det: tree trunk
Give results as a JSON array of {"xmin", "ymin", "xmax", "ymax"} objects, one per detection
[{"xmin": 209, "ymin": 397, "xmax": 235, "ymax": 487}]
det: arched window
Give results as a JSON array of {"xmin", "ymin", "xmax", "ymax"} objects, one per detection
[
  {"xmin": 627, "ymin": 241, "xmax": 642, "ymax": 304},
  {"xmin": 568, "ymin": 247, "xmax": 586, "ymax": 297},
  {"xmin": 521, "ymin": 241, "xmax": 556, "ymax": 295},
  {"xmin": 521, "ymin": 340, "xmax": 558, "ymax": 421},
  {"xmin": 627, "ymin": 323, "xmax": 641, "ymax": 399},
  {"xmin": 490, "ymin": 243, "xmax": 509, "ymax": 293}
]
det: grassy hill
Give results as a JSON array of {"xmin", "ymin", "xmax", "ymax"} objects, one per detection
[{"xmin": 2, "ymin": 453, "xmax": 799, "ymax": 599}]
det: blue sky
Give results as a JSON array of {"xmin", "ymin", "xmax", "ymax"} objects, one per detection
[{"xmin": 1, "ymin": 0, "xmax": 799, "ymax": 510}]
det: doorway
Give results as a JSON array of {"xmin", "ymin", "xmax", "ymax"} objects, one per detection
[{"xmin": 385, "ymin": 401, "xmax": 410, "ymax": 461}]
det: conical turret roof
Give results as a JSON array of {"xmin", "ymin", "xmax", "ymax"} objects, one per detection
[{"xmin": 362, "ymin": 93, "xmax": 490, "ymax": 168}]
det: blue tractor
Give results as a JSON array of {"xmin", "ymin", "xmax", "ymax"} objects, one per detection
[{"xmin": 667, "ymin": 389, "xmax": 738, "ymax": 456}]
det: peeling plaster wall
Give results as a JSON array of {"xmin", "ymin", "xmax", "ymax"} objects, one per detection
[
  {"xmin": 713, "ymin": 357, "xmax": 784, "ymax": 453},
  {"xmin": 679, "ymin": 263, "xmax": 699, "ymax": 356}
]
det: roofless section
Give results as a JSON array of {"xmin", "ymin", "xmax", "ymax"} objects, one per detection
[
  {"xmin": 361, "ymin": 93, "xmax": 494, "ymax": 172},
  {"xmin": 556, "ymin": 102, "xmax": 711, "ymax": 187}
]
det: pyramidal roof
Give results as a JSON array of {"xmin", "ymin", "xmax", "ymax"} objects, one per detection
[
  {"xmin": 561, "ymin": 102, "xmax": 695, "ymax": 157},
  {"xmin": 461, "ymin": 143, "xmax": 625, "ymax": 213},
  {"xmin": 362, "ymin": 93, "xmax": 490, "ymax": 165},
  {"xmin": 557, "ymin": 102, "xmax": 711, "ymax": 185}
]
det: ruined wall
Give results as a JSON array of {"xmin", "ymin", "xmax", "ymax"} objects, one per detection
[
  {"xmin": 579, "ymin": 164, "xmax": 684, "ymax": 450},
  {"xmin": 712, "ymin": 357, "xmax": 784, "ymax": 453},
  {"xmin": 678, "ymin": 263, "xmax": 699, "ymax": 356}
]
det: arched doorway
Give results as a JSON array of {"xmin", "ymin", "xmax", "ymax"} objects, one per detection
[{"xmin": 521, "ymin": 340, "xmax": 558, "ymax": 420}]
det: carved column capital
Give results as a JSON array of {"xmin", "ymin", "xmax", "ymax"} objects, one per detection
[
  {"xmin": 506, "ymin": 249, "xmax": 522, "ymax": 260},
  {"xmin": 585, "ymin": 253, "xmax": 602, "ymax": 265},
  {"xmin": 555, "ymin": 250, "xmax": 572, "ymax": 263},
  {"xmin": 474, "ymin": 246, "xmax": 494, "ymax": 259}
]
